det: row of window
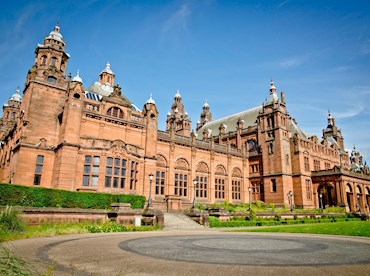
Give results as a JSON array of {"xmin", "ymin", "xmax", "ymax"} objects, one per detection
[{"xmin": 83, "ymin": 155, "xmax": 138, "ymax": 190}]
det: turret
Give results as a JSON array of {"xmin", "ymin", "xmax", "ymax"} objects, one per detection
[
  {"xmin": 166, "ymin": 89, "xmax": 191, "ymax": 137},
  {"xmin": 196, "ymin": 100, "xmax": 212, "ymax": 131},
  {"xmin": 27, "ymin": 23, "xmax": 70, "ymax": 86}
]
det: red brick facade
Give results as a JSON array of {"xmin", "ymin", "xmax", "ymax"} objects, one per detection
[{"xmin": 1, "ymin": 25, "xmax": 369, "ymax": 211}]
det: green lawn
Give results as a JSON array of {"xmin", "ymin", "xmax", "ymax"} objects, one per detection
[{"xmin": 231, "ymin": 221, "xmax": 370, "ymax": 237}]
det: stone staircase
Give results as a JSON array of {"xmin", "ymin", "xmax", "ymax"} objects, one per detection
[{"xmin": 163, "ymin": 212, "xmax": 205, "ymax": 231}]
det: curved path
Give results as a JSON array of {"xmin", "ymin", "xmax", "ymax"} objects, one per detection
[{"xmin": 11, "ymin": 230, "xmax": 370, "ymax": 275}]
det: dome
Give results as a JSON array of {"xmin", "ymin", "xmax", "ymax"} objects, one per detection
[
  {"xmin": 10, "ymin": 87, "xmax": 22, "ymax": 102},
  {"xmin": 174, "ymin": 89, "xmax": 181, "ymax": 99},
  {"xmin": 101, "ymin": 62, "xmax": 114, "ymax": 75},
  {"xmin": 46, "ymin": 25, "xmax": 66, "ymax": 46},
  {"xmin": 146, "ymin": 94, "xmax": 156, "ymax": 104},
  {"xmin": 203, "ymin": 100, "xmax": 209, "ymax": 108},
  {"xmin": 72, "ymin": 70, "xmax": 83, "ymax": 83}
]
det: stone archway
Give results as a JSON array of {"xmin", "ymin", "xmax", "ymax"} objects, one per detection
[
  {"xmin": 346, "ymin": 184, "xmax": 353, "ymax": 212},
  {"xmin": 317, "ymin": 183, "xmax": 336, "ymax": 208}
]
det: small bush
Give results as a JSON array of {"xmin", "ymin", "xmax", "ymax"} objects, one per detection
[
  {"xmin": 0, "ymin": 206, "xmax": 25, "ymax": 233},
  {"xmin": 85, "ymin": 222, "xmax": 128, "ymax": 233}
]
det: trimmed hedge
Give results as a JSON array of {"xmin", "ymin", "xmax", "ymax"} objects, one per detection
[
  {"xmin": 0, "ymin": 184, "xmax": 145, "ymax": 209},
  {"xmin": 209, "ymin": 216, "xmax": 361, "ymax": 228}
]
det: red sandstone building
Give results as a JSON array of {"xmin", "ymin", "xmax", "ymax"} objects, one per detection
[{"xmin": 1, "ymin": 25, "xmax": 369, "ymax": 212}]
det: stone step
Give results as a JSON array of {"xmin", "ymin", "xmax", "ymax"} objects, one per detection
[{"xmin": 163, "ymin": 212, "xmax": 205, "ymax": 231}]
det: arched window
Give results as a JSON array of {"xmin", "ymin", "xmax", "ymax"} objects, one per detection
[
  {"xmin": 106, "ymin": 107, "xmax": 124, "ymax": 119},
  {"xmin": 195, "ymin": 162, "xmax": 209, "ymax": 199},
  {"xmin": 41, "ymin": 55, "xmax": 47, "ymax": 65},
  {"xmin": 174, "ymin": 158, "xmax": 189, "ymax": 197},
  {"xmin": 156, "ymin": 155, "xmax": 168, "ymax": 195},
  {"xmin": 47, "ymin": 76, "xmax": 57, "ymax": 83},
  {"xmin": 11, "ymin": 112, "xmax": 16, "ymax": 119},
  {"xmin": 215, "ymin": 164, "xmax": 227, "ymax": 199},
  {"xmin": 231, "ymin": 167, "xmax": 242, "ymax": 200},
  {"xmin": 51, "ymin": 57, "xmax": 57, "ymax": 66}
]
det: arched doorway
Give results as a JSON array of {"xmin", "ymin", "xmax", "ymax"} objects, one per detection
[
  {"xmin": 356, "ymin": 185, "xmax": 363, "ymax": 212},
  {"xmin": 366, "ymin": 187, "xmax": 370, "ymax": 212},
  {"xmin": 317, "ymin": 183, "xmax": 336, "ymax": 208},
  {"xmin": 346, "ymin": 184, "xmax": 353, "ymax": 212}
]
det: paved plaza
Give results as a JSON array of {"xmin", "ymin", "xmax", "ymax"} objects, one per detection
[{"xmin": 11, "ymin": 230, "xmax": 370, "ymax": 275}]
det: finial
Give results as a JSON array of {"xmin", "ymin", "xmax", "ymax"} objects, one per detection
[{"xmin": 146, "ymin": 93, "xmax": 155, "ymax": 104}]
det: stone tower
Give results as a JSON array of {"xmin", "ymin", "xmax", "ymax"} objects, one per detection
[
  {"xmin": 196, "ymin": 100, "xmax": 212, "ymax": 131},
  {"xmin": 166, "ymin": 90, "xmax": 191, "ymax": 137},
  {"xmin": 257, "ymin": 81, "xmax": 293, "ymax": 206}
]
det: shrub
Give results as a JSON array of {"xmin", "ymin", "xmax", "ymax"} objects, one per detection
[
  {"xmin": 0, "ymin": 184, "xmax": 145, "ymax": 209},
  {"xmin": 85, "ymin": 222, "xmax": 128, "ymax": 233},
  {"xmin": 0, "ymin": 206, "xmax": 25, "ymax": 233}
]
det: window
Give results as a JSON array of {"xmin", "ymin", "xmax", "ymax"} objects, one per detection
[
  {"xmin": 325, "ymin": 162, "xmax": 331, "ymax": 170},
  {"xmin": 106, "ymin": 107, "xmax": 124, "ymax": 119},
  {"xmin": 215, "ymin": 178, "xmax": 225, "ymax": 199},
  {"xmin": 155, "ymin": 171, "xmax": 165, "ymax": 195},
  {"xmin": 174, "ymin": 173, "xmax": 188, "ymax": 196},
  {"xmin": 105, "ymin": 157, "xmax": 126, "ymax": 188},
  {"xmin": 306, "ymin": 179, "xmax": 312, "ymax": 200},
  {"xmin": 195, "ymin": 176, "xmax": 207, "ymax": 198},
  {"xmin": 314, "ymin": 160, "xmax": 320, "ymax": 171},
  {"xmin": 304, "ymin": 157, "xmax": 310, "ymax": 171},
  {"xmin": 251, "ymin": 181, "xmax": 262, "ymax": 201},
  {"xmin": 130, "ymin": 161, "xmax": 138, "ymax": 190},
  {"xmin": 11, "ymin": 112, "xmax": 16, "ymax": 119},
  {"xmin": 41, "ymin": 55, "xmax": 47, "ymax": 65},
  {"xmin": 232, "ymin": 180, "xmax": 241, "ymax": 200},
  {"xmin": 47, "ymin": 76, "xmax": 57, "ymax": 83},
  {"xmin": 83, "ymin": 155, "xmax": 100, "ymax": 187},
  {"xmin": 33, "ymin": 155, "xmax": 44, "ymax": 185},
  {"xmin": 271, "ymin": 179, "xmax": 277, "ymax": 192},
  {"xmin": 51, "ymin": 57, "xmax": 57, "ymax": 66}
]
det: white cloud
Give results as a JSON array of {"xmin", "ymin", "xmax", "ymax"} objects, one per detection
[
  {"xmin": 162, "ymin": 4, "xmax": 191, "ymax": 34},
  {"xmin": 279, "ymin": 57, "xmax": 303, "ymax": 68}
]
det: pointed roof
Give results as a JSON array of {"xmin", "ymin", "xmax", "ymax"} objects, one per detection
[
  {"xmin": 266, "ymin": 80, "xmax": 279, "ymax": 104},
  {"xmin": 10, "ymin": 87, "xmax": 22, "ymax": 102},
  {"xmin": 72, "ymin": 70, "xmax": 83, "ymax": 83},
  {"xmin": 146, "ymin": 94, "xmax": 155, "ymax": 104},
  {"xmin": 45, "ymin": 24, "xmax": 66, "ymax": 46},
  {"xmin": 203, "ymin": 100, "xmax": 209, "ymax": 108},
  {"xmin": 175, "ymin": 89, "xmax": 181, "ymax": 99},
  {"xmin": 101, "ymin": 62, "xmax": 114, "ymax": 75}
]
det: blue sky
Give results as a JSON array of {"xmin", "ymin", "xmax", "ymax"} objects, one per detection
[{"xmin": 1, "ymin": 0, "xmax": 369, "ymax": 161}]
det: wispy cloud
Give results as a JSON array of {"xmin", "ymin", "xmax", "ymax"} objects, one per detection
[
  {"xmin": 279, "ymin": 57, "xmax": 303, "ymax": 68},
  {"xmin": 162, "ymin": 4, "xmax": 191, "ymax": 34},
  {"xmin": 276, "ymin": 0, "xmax": 291, "ymax": 9},
  {"xmin": 360, "ymin": 39, "xmax": 370, "ymax": 55}
]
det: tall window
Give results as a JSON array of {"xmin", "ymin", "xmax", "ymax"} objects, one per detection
[
  {"xmin": 83, "ymin": 156, "xmax": 100, "ymax": 187},
  {"xmin": 271, "ymin": 179, "xmax": 277, "ymax": 192},
  {"xmin": 325, "ymin": 162, "xmax": 331, "ymax": 170},
  {"xmin": 41, "ymin": 55, "xmax": 47, "ymax": 65},
  {"xmin": 304, "ymin": 157, "xmax": 310, "ymax": 171},
  {"xmin": 306, "ymin": 179, "xmax": 312, "ymax": 200},
  {"xmin": 195, "ymin": 176, "xmax": 207, "ymax": 198},
  {"xmin": 155, "ymin": 171, "xmax": 165, "ymax": 195},
  {"xmin": 232, "ymin": 180, "xmax": 241, "ymax": 200},
  {"xmin": 106, "ymin": 107, "xmax": 124, "ymax": 119},
  {"xmin": 34, "ymin": 155, "xmax": 44, "ymax": 185},
  {"xmin": 105, "ymin": 157, "xmax": 126, "ymax": 188},
  {"xmin": 51, "ymin": 57, "xmax": 57, "ymax": 66},
  {"xmin": 174, "ymin": 173, "xmax": 188, "ymax": 196},
  {"xmin": 215, "ymin": 178, "xmax": 225, "ymax": 199},
  {"xmin": 314, "ymin": 160, "xmax": 320, "ymax": 171},
  {"xmin": 130, "ymin": 161, "xmax": 138, "ymax": 190}
]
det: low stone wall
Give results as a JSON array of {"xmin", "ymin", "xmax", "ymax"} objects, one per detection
[
  {"xmin": 15, "ymin": 207, "xmax": 109, "ymax": 226},
  {"xmin": 5, "ymin": 204, "xmax": 163, "ymax": 227}
]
